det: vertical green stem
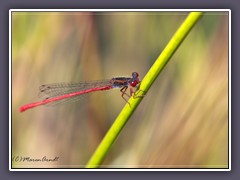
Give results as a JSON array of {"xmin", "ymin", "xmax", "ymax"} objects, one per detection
[{"xmin": 86, "ymin": 12, "xmax": 204, "ymax": 168}]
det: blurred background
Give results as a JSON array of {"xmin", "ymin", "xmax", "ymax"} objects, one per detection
[{"xmin": 11, "ymin": 11, "xmax": 229, "ymax": 168}]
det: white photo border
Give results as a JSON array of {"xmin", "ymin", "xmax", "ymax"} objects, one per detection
[{"xmin": 9, "ymin": 9, "xmax": 231, "ymax": 171}]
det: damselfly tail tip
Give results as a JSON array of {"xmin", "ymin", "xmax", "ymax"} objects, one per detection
[{"xmin": 19, "ymin": 106, "xmax": 27, "ymax": 112}]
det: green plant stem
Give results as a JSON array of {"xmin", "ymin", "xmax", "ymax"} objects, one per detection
[{"xmin": 86, "ymin": 12, "xmax": 204, "ymax": 168}]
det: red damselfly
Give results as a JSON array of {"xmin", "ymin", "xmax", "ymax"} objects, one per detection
[{"xmin": 19, "ymin": 72, "xmax": 141, "ymax": 112}]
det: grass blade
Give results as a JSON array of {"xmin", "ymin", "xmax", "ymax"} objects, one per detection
[{"xmin": 86, "ymin": 12, "xmax": 204, "ymax": 168}]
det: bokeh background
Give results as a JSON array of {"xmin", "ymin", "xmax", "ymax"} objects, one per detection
[{"xmin": 11, "ymin": 11, "xmax": 229, "ymax": 168}]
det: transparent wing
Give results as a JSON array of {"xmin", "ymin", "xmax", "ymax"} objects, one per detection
[{"xmin": 38, "ymin": 80, "xmax": 113, "ymax": 106}]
